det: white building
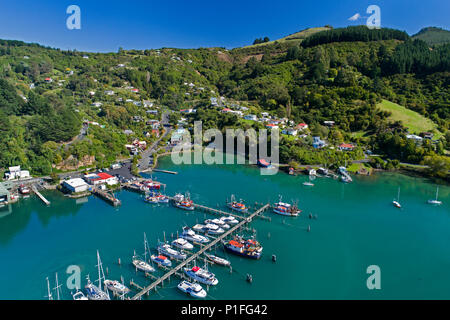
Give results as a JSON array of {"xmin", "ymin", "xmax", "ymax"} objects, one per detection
[
  {"xmin": 62, "ymin": 178, "xmax": 89, "ymax": 193},
  {"xmin": 4, "ymin": 166, "xmax": 30, "ymax": 180},
  {"xmin": 244, "ymin": 115, "xmax": 257, "ymax": 121}
]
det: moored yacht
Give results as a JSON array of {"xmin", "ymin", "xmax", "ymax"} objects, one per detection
[
  {"xmin": 157, "ymin": 243, "xmax": 187, "ymax": 260},
  {"xmin": 205, "ymin": 253, "xmax": 231, "ymax": 267},
  {"xmin": 72, "ymin": 289, "xmax": 88, "ymax": 300},
  {"xmin": 85, "ymin": 277, "xmax": 110, "ymax": 300},
  {"xmin": 220, "ymin": 216, "xmax": 239, "ymax": 225},
  {"xmin": 205, "ymin": 218, "xmax": 230, "ymax": 229},
  {"xmin": 103, "ymin": 280, "xmax": 130, "ymax": 295},
  {"xmin": 172, "ymin": 238, "xmax": 194, "ymax": 250},
  {"xmin": 151, "ymin": 254, "xmax": 172, "ymax": 267},
  {"xmin": 181, "ymin": 227, "xmax": 210, "ymax": 244},
  {"xmin": 183, "ymin": 266, "xmax": 219, "ymax": 286},
  {"xmin": 177, "ymin": 280, "xmax": 207, "ymax": 298}
]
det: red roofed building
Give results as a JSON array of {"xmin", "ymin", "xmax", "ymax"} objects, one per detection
[
  {"xmin": 339, "ymin": 143, "xmax": 355, "ymax": 151},
  {"xmin": 296, "ymin": 123, "xmax": 308, "ymax": 130},
  {"xmin": 84, "ymin": 172, "xmax": 119, "ymax": 186}
]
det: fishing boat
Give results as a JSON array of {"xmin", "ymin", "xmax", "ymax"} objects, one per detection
[
  {"xmin": 227, "ymin": 195, "xmax": 248, "ymax": 214},
  {"xmin": 257, "ymin": 158, "xmax": 272, "ymax": 168},
  {"xmin": 72, "ymin": 289, "xmax": 88, "ymax": 300},
  {"xmin": 173, "ymin": 192, "xmax": 195, "ymax": 211},
  {"xmin": 155, "ymin": 193, "xmax": 169, "ymax": 203},
  {"xmin": 205, "ymin": 253, "xmax": 231, "ymax": 267},
  {"xmin": 220, "ymin": 216, "xmax": 239, "ymax": 225},
  {"xmin": 177, "ymin": 280, "xmax": 207, "ymax": 298},
  {"xmin": 172, "ymin": 238, "xmax": 194, "ymax": 250},
  {"xmin": 151, "ymin": 254, "xmax": 172, "ymax": 267},
  {"xmin": 273, "ymin": 196, "xmax": 301, "ymax": 216},
  {"xmin": 157, "ymin": 243, "xmax": 187, "ymax": 260},
  {"xmin": 427, "ymin": 187, "xmax": 442, "ymax": 205},
  {"xmin": 181, "ymin": 227, "xmax": 210, "ymax": 244},
  {"xmin": 132, "ymin": 233, "xmax": 156, "ymax": 273},
  {"xmin": 103, "ymin": 280, "xmax": 130, "ymax": 295},
  {"xmin": 393, "ymin": 187, "xmax": 401, "ymax": 208},
  {"xmin": 184, "ymin": 266, "xmax": 219, "ymax": 286},
  {"xmin": 224, "ymin": 236, "xmax": 263, "ymax": 259},
  {"xmin": 144, "ymin": 195, "xmax": 158, "ymax": 204},
  {"xmin": 142, "ymin": 178, "xmax": 161, "ymax": 190},
  {"xmin": 85, "ymin": 251, "xmax": 110, "ymax": 300},
  {"xmin": 205, "ymin": 218, "xmax": 230, "ymax": 229},
  {"xmin": 19, "ymin": 184, "xmax": 30, "ymax": 195}
]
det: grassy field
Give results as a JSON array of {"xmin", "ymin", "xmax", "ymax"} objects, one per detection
[
  {"xmin": 244, "ymin": 27, "xmax": 331, "ymax": 48},
  {"xmin": 377, "ymin": 99, "xmax": 441, "ymax": 138}
]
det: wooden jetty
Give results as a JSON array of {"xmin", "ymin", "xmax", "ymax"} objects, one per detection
[
  {"xmin": 151, "ymin": 169, "xmax": 178, "ymax": 175},
  {"xmin": 93, "ymin": 188, "xmax": 121, "ymax": 206},
  {"xmin": 31, "ymin": 185, "xmax": 50, "ymax": 205},
  {"xmin": 131, "ymin": 203, "xmax": 270, "ymax": 300},
  {"xmin": 167, "ymin": 196, "xmax": 271, "ymax": 222}
]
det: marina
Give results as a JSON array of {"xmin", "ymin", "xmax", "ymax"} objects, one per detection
[
  {"xmin": 0, "ymin": 157, "xmax": 449, "ymax": 300},
  {"xmin": 131, "ymin": 203, "xmax": 270, "ymax": 300}
]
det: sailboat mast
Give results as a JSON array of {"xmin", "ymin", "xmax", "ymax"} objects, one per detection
[
  {"xmin": 54, "ymin": 272, "xmax": 61, "ymax": 300},
  {"xmin": 143, "ymin": 232, "xmax": 148, "ymax": 262},
  {"xmin": 46, "ymin": 277, "xmax": 53, "ymax": 300},
  {"xmin": 436, "ymin": 187, "xmax": 439, "ymax": 201}
]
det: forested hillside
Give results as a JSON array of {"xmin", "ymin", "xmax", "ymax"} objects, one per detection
[{"xmin": 0, "ymin": 26, "xmax": 449, "ymax": 179}]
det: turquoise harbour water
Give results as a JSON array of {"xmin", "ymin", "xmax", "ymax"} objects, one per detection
[{"xmin": 0, "ymin": 156, "xmax": 449, "ymax": 300}]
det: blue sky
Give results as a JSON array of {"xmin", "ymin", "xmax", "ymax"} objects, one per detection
[{"xmin": 0, "ymin": 0, "xmax": 448, "ymax": 52}]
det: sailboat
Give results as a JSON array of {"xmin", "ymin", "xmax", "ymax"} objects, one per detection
[
  {"xmin": 392, "ymin": 187, "xmax": 401, "ymax": 208},
  {"xmin": 132, "ymin": 233, "xmax": 156, "ymax": 273},
  {"xmin": 85, "ymin": 250, "xmax": 110, "ymax": 300},
  {"xmin": 303, "ymin": 175, "xmax": 314, "ymax": 186},
  {"xmin": 45, "ymin": 277, "xmax": 53, "ymax": 300},
  {"xmin": 427, "ymin": 187, "xmax": 443, "ymax": 205}
]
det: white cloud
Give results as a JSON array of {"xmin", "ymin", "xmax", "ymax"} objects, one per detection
[{"xmin": 348, "ymin": 13, "xmax": 361, "ymax": 21}]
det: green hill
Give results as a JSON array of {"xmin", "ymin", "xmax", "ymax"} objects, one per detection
[
  {"xmin": 244, "ymin": 26, "xmax": 332, "ymax": 48},
  {"xmin": 0, "ymin": 24, "xmax": 449, "ymax": 177},
  {"xmin": 412, "ymin": 27, "xmax": 450, "ymax": 46},
  {"xmin": 377, "ymin": 100, "xmax": 441, "ymax": 138}
]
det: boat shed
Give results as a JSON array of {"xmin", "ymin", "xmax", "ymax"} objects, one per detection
[
  {"xmin": 62, "ymin": 178, "xmax": 89, "ymax": 193},
  {"xmin": 0, "ymin": 183, "xmax": 11, "ymax": 204}
]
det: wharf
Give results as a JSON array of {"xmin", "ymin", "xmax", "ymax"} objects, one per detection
[
  {"xmin": 31, "ymin": 185, "xmax": 50, "ymax": 205},
  {"xmin": 93, "ymin": 188, "xmax": 121, "ymax": 206}
]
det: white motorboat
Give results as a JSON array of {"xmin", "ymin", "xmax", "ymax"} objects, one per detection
[
  {"xmin": 184, "ymin": 266, "xmax": 218, "ymax": 286},
  {"xmin": 205, "ymin": 219, "xmax": 230, "ymax": 229},
  {"xmin": 192, "ymin": 224, "xmax": 206, "ymax": 233},
  {"xmin": 177, "ymin": 280, "xmax": 207, "ymax": 298},
  {"xmin": 157, "ymin": 243, "xmax": 187, "ymax": 260},
  {"xmin": 72, "ymin": 289, "xmax": 88, "ymax": 300},
  {"xmin": 220, "ymin": 216, "xmax": 239, "ymax": 225},
  {"xmin": 151, "ymin": 254, "xmax": 172, "ymax": 267},
  {"xmin": 203, "ymin": 223, "xmax": 225, "ymax": 234},
  {"xmin": 172, "ymin": 238, "xmax": 194, "ymax": 250},
  {"xmin": 181, "ymin": 227, "xmax": 210, "ymax": 244},
  {"xmin": 104, "ymin": 280, "xmax": 130, "ymax": 295}
]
